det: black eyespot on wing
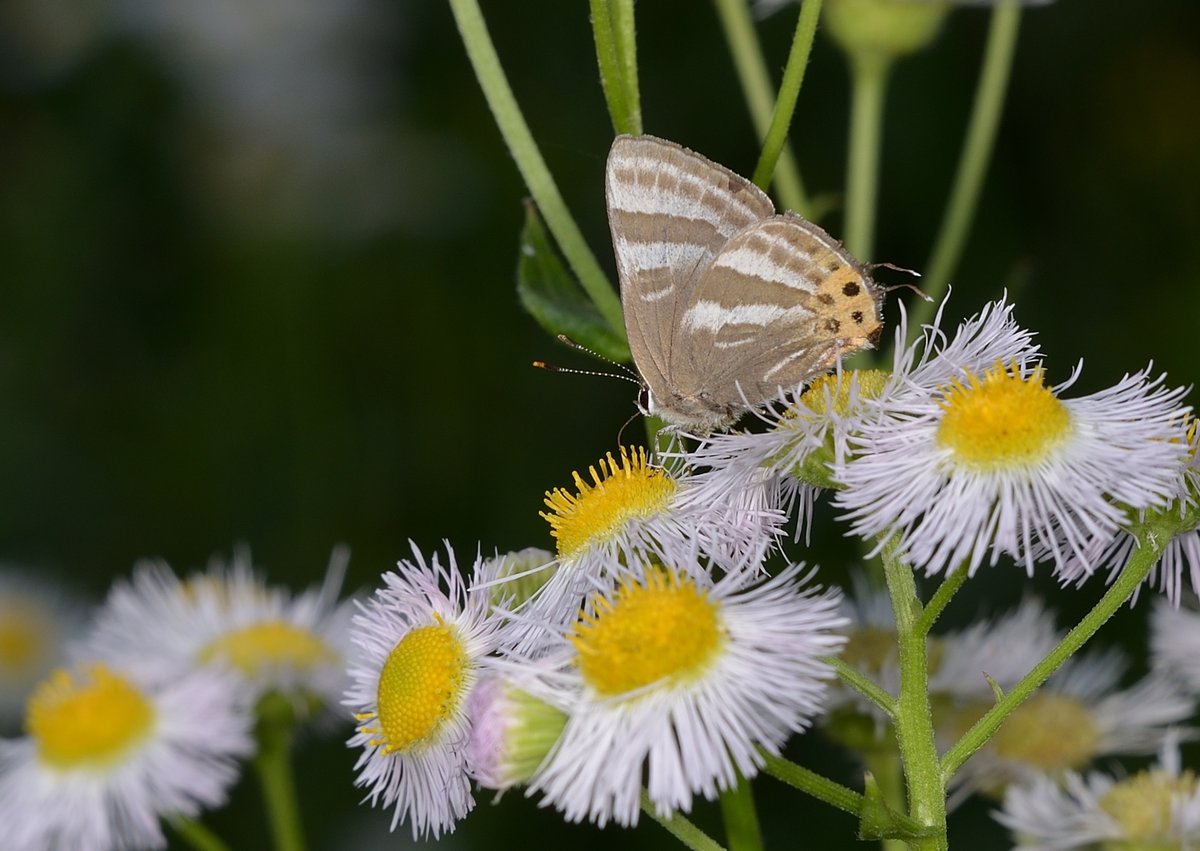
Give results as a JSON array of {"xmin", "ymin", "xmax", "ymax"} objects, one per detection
[
  {"xmin": 851, "ymin": 310, "xmax": 864, "ymax": 324},
  {"xmin": 842, "ymin": 282, "xmax": 861, "ymax": 297},
  {"xmin": 825, "ymin": 318, "xmax": 841, "ymax": 332}
]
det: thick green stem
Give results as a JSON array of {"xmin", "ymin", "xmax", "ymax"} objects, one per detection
[
  {"xmin": 590, "ymin": 0, "xmax": 643, "ymax": 135},
  {"xmin": 940, "ymin": 533, "xmax": 1163, "ymax": 781},
  {"xmin": 844, "ymin": 54, "xmax": 891, "ymax": 262},
  {"xmin": 719, "ymin": 779, "xmax": 763, "ymax": 851},
  {"xmin": 253, "ymin": 694, "xmax": 306, "ymax": 851},
  {"xmin": 641, "ymin": 790, "xmax": 728, "ymax": 851},
  {"xmin": 911, "ymin": 1, "xmax": 1022, "ymax": 336},
  {"xmin": 881, "ymin": 540, "xmax": 947, "ymax": 851},
  {"xmin": 711, "ymin": 0, "xmax": 811, "ymax": 216},
  {"xmin": 170, "ymin": 817, "xmax": 232, "ymax": 851},
  {"xmin": 752, "ymin": 0, "xmax": 824, "ymax": 193},
  {"xmin": 448, "ymin": 0, "xmax": 625, "ymax": 337}
]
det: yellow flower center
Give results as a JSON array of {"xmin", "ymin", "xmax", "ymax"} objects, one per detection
[
  {"xmin": 1099, "ymin": 767, "xmax": 1199, "ymax": 850},
  {"xmin": 541, "ymin": 447, "xmax": 676, "ymax": 559},
  {"xmin": 990, "ymin": 693, "xmax": 1099, "ymax": 771},
  {"xmin": 571, "ymin": 568, "xmax": 723, "ymax": 696},
  {"xmin": 936, "ymin": 362, "xmax": 1072, "ymax": 469},
  {"xmin": 198, "ymin": 619, "xmax": 337, "ymax": 677},
  {"xmin": 358, "ymin": 619, "xmax": 469, "ymax": 755},
  {"xmin": 799, "ymin": 369, "xmax": 890, "ymax": 417},
  {"xmin": 26, "ymin": 663, "xmax": 156, "ymax": 768}
]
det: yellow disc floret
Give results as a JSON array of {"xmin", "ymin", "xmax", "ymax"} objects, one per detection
[
  {"xmin": 26, "ymin": 663, "xmax": 156, "ymax": 768},
  {"xmin": 366, "ymin": 619, "xmax": 469, "ymax": 755},
  {"xmin": 936, "ymin": 361, "xmax": 1072, "ymax": 469},
  {"xmin": 990, "ymin": 693, "xmax": 1099, "ymax": 771},
  {"xmin": 572, "ymin": 568, "xmax": 723, "ymax": 696},
  {"xmin": 1100, "ymin": 765, "xmax": 1199, "ymax": 847},
  {"xmin": 542, "ymin": 447, "xmax": 676, "ymax": 559},
  {"xmin": 199, "ymin": 620, "xmax": 337, "ymax": 677},
  {"xmin": 799, "ymin": 369, "xmax": 890, "ymax": 417}
]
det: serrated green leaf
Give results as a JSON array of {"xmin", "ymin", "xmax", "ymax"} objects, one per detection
[{"xmin": 516, "ymin": 200, "xmax": 630, "ymax": 363}]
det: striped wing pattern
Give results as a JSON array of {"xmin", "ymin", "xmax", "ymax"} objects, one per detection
[
  {"xmin": 605, "ymin": 134, "xmax": 882, "ymax": 432},
  {"xmin": 606, "ymin": 135, "xmax": 774, "ymax": 399}
]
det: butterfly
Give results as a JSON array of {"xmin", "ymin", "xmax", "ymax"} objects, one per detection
[{"xmin": 605, "ymin": 134, "xmax": 884, "ymax": 433}]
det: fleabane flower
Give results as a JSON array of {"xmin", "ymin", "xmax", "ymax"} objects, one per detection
[
  {"xmin": 942, "ymin": 649, "xmax": 1195, "ymax": 803},
  {"xmin": 522, "ymin": 553, "xmax": 846, "ymax": 827},
  {"xmin": 344, "ymin": 543, "xmax": 515, "ymax": 839},
  {"xmin": 0, "ymin": 661, "xmax": 251, "ymax": 851},
  {"xmin": 0, "ymin": 568, "xmax": 86, "ymax": 730},
  {"xmin": 85, "ymin": 546, "xmax": 354, "ymax": 720},
  {"xmin": 537, "ymin": 446, "xmax": 781, "ymax": 620},
  {"xmin": 995, "ymin": 736, "xmax": 1200, "ymax": 850},
  {"xmin": 676, "ymin": 297, "xmax": 1038, "ymax": 540},
  {"xmin": 836, "ymin": 357, "xmax": 1191, "ymax": 577}
]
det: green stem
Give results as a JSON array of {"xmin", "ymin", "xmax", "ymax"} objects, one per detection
[
  {"xmin": 862, "ymin": 747, "xmax": 907, "ymax": 851},
  {"xmin": 881, "ymin": 539, "xmax": 947, "ymax": 851},
  {"xmin": 761, "ymin": 753, "xmax": 928, "ymax": 838},
  {"xmin": 719, "ymin": 778, "xmax": 763, "ymax": 851},
  {"xmin": 170, "ymin": 817, "xmax": 232, "ymax": 851},
  {"xmin": 448, "ymin": 0, "xmax": 625, "ymax": 337},
  {"xmin": 752, "ymin": 0, "xmax": 824, "ymax": 193},
  {"xmin": 911, "ymin": 1, "xmax": 1023, "ymax": 337},
  {"xmin": 253, "ymin": 695, "xmax": 306, "ymax": 851},
  {"xmin": 914, "ymin": 566, "xmax": 970, "ymax": 636},
  {"xmin": 590, "ymin": 0, "xmax": 643, "ymax": 135},
  {"xmin": 940, "ymin": 533, "xmax": 1163, "ymax": 781},
  {"xmin": 825, "ymin": 655, "xmax": 897, "ymax": 717},
  {"xmin": 641, "ymin": 790, "xmax": 728, "ymax": 851},
  {"xmin": 844, "ymin": 54, "xmax": 892, "ymax": 262},
  {"xmin": 761, "ymin": 752, "xmax": 864, "ymax": 816},
  {"xmin": 711, "ymin": 0, "xmax": 810, "ymax": 216}
]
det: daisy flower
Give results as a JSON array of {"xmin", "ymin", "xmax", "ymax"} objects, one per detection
[
  {"xmin": 536, "ymin": 445, "xmax": 782, "ymax": 625},
  {"xmin": 835, "ymin": 356, "xmax": 1191, "ymax": 577},
  {"xmin": 522, "ymin": 551, "xmax": 846, "ymax": 827},
  {"xmin": 996, "ymin": 736, "xmax": 1200, "ymax": 850},
  {"xmin": 677, "ymin": 297, "xmax": 1039, "ymax": 541},
  {"xmin": 942, "ymin": 648, "xmax": 1195, "ymax": 803},
  {"xmin": 0, "ymin": 568, "xmax": 86, "ymax": 730},
  {"xmin": 84, "ymin": 546, "xmax": 354, "ymax": 720},
  {"xmin": 0, "ymin": 661, "xmax": 251, "ymax": 851},
  {"xmin": 344, "ymin": 542, "xmax": 516, "ymax": 839}
]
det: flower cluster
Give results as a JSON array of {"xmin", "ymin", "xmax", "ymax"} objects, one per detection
[
  {"xmin": 341, "ymin": 296, "xmax": 1200, "ymax": 841},
  {"xmin": 0, "ymin": 551, "xmax": 355, "ymax": 851}
]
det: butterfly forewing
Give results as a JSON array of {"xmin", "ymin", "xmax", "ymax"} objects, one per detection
[{"xmin": 606, "ymin": 135, "xmax": 775, "ymax": 392}]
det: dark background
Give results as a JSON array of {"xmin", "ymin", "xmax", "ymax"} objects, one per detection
[{"xmin": 2, "ymin": 0, "xmax": 1198, "ymax": 848}]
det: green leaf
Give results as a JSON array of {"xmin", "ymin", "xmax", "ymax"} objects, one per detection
[{"xmin": 516, "ymin": 200, "xmax": 630, "ymax": 363}]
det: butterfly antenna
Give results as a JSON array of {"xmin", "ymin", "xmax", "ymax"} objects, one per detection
[
  {"xmin": 532, "ymin": 360, "xmax": 641, "ymax": 385},
  {"xmin": 554, "ymin": 335, "xmax": 641, "ymax": 381},
  {"xmin": 865, "ymin": 261, "xmax": 933, "ymax": 302}
]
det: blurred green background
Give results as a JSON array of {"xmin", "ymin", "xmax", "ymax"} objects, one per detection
[{"xmin": 2, "ymin": 0, "xmax": 1198, "ymax": 848}]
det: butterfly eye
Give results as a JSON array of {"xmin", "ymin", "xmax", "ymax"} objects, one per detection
[{"xmin": 637, "ymin": 385, "xmax": 653, "ymax": 416}]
